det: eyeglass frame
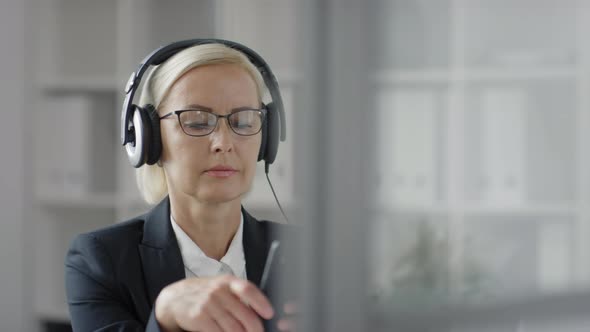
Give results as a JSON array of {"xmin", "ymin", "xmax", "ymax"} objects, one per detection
[{"xmin": 159, "ymin": 108, "xmax": 267, "ymax": 137}]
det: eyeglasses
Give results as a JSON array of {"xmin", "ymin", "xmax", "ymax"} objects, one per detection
[{"xmin": 159, "ymin": 108, "xmax": 266, "ymax": 137}]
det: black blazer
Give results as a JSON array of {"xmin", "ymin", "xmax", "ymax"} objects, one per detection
[{"xmin": 65, "ymin": 197, "xmax": 284, "ymax": 332}]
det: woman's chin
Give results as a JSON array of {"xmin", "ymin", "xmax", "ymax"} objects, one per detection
[{"xmin": 197, "ymin": 189, "xmax": 244, "ymax": 205}]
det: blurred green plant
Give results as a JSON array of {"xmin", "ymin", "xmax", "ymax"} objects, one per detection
[{"xmin": 371, "ymin": 219, "xmax": 491, "ymax": 309}]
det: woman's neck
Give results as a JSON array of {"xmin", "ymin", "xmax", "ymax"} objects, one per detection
[{"xmin": 169, "ymin": 193, "xmax": 242, "ymax": 261}]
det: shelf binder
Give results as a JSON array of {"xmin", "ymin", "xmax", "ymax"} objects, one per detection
[
  {"xmin": 36, "ymin": 95, "xmax": 91, "ymax": 198},
  {"xmin": 377, "ymin": 89, "xmax": 437, "ymax": 208},
  {"xmin": 480, "ymin": 87, "xmax": 527, "ymax": 206}
]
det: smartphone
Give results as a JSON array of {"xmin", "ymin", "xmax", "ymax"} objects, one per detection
[
  {"xmin": 260, "ymin": 240, "xmax": 281, "ymax": 292},
  {"xmin": 260, "ymin": 240, "xmax": 288, "ymax": 331}
]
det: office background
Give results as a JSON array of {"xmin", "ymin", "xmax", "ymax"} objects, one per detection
[{"xmin": 2, "ymin": 0, "xmax": 590, "ymax": 331}]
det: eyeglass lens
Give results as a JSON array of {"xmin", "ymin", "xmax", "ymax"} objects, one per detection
[{"xmin": 179, "ymin": 110, "xmax": 263, "ymax": 136}]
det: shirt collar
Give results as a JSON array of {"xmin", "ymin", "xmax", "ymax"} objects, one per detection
[{"xmin": 170, "ymin": 212, "xmax": 245, "ymax": 278}]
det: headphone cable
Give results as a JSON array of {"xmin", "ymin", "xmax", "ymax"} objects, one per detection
[{"xmin": 265, "ymin": 162, "xmax": 289, "ymax": 224}]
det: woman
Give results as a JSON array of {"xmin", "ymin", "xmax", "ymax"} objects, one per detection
[{"xmin": 65, "ymin": 41, "xmax": 295, "ymax": 332}]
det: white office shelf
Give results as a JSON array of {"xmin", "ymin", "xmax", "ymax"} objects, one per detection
[
  {"xmin": 368, "ymin": 0, "xmax": 590, "ymax": 316},
  {"xmin": 462, "ymin": 204, "xmax": 577, "ymax": 218},
  {"xmin": 462, "ymin": 67, "xmax": 578, "ymax": 82},
  {"xmin": 372, "ymin": 203, "xmax": 449, "ymax": 216},
  {"xmin": 373, "ymin": 204, "xmax": 576, "ymax": 218},
  {"xmin": 372, "ymin": 69, "xmax": 452, "ymax": 84},
  {"xmin": 372, "ymin": 66, "xmax": 578, "ymax": 85},
  {"xmin": 38, "ymin": 76, "xmax": 120, "ymax": 93},
  {"xmin": 37, "ymin": 192, "xmax": 119, "ymax": 209}
]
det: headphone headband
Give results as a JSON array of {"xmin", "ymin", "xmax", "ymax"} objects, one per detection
[{"xmin": 120, "ymin": 38, "xmax": 286, "ymax": 148}]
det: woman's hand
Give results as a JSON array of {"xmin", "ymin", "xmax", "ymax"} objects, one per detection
[{"xmin": 155, "ymin": 275, "xmax": 274, "ymax": 332}]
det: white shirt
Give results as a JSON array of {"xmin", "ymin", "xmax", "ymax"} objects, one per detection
[{"xmin": 170, "ymin": 213, "xmax": 247, "ymax": 279}]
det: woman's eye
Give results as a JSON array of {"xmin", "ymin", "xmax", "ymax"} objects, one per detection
[
  {"xmin": 185, "ymin": 121, "xmax": 210, "ymax": 129},
  {"xmin": 233, "ymin": 121, "xmax": 252, "ymax": 129},
  {"xmin": 231, "ymin": 113, "xmax": 255, "ymax": 128}
]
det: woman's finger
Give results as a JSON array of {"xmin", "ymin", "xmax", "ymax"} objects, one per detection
[
  {"xmin": 182, "ymin": 310, "xmax": 223, "ymax": 332},
  {"xmin": 205, "ymin": 294, "xmax": 247, "ymax": 332},
  {"xmin": 215, "ymin": 288, "xmax": 265, "ymax": 332},
  {"xmin": 229, "ymin": 279, "xmax": 274, "ymax": 319}
]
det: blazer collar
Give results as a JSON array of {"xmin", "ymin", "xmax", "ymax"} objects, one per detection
[
  {"xmin": 242, "ymin": 207, "xmax": 271, "ymax": 285},
  {"xmin": 138, "ymin": 197, "xmax": 184, "ymax": 305},
  {"xmin": 140, "ymin": 197, "xmax": 177, "ymax": 249},
  {"xmin": 138, "ymin": 197, "xmax": 272, "ymax": 305}
]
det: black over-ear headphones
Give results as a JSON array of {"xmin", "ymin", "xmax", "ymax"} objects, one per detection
[{"xmin": 120, "ymin": 38, "xmax": 287, "ymax": 168}]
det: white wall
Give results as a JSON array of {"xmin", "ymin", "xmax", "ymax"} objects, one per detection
[{"xmin": 0, "ymin": 0, "xmax": 29, "ymax": 331}]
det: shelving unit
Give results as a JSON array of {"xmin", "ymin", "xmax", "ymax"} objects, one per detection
[
  {"xmin": 369, "ymin": 0, "xmax": 590, "ymax": 313},
  {"xmin": 372, "ymin": 67, "xmax": 579, "ymax": 85},
  {"xmin": 30, "ymin": 0, "xmax": 299, "ymax": 327}
]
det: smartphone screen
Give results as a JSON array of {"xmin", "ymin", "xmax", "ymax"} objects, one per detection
[
  {"xmin": 260, "ymin": 240, "xmax": 289, "ymax": 331},
  {"xmin": 260, "ymin": 240, "xmax": 281, "ymax": 292}
]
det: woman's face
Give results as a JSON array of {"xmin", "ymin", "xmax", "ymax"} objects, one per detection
[{"xmin": 158, "ymin": 63, "xmax": 262, "ymax": 204}]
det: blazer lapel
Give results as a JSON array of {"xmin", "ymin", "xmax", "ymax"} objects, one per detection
[
  {"xmin": 138, "ymin": 198, "xmax": 185, "ymax": 306},
  {"xmin": 242, "ymin": 208, "xmax": 271, "ymax": 285},
  {"xmin": 137, "ymin": 200, "xmax": 273, "ymax": 305}
]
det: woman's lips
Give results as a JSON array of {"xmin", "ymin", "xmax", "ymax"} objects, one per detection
[
  {"xmin": 205, "ymin": 170, "xmax": 236, "ymax": 178},
  {"xmin": 205, "ymin": 166, "xmax": 237, "ymax": 178}
]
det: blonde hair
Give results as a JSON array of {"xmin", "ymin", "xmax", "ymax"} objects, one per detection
[{"xmin": 135, "ymin": 43, "xmax": 267, "ymax": 205}]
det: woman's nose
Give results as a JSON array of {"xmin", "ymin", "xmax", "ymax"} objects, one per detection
[{"xmin": 210, "ymin": 119, "xmax": 234, "ymax": 153}]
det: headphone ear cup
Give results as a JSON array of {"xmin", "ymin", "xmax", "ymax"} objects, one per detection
[
  {"xmin": 258, "ymin": 105, "xmax": 268, "ymax": 162},
  {"xmin": 125, "ymin": 105, "xmax": 148, "ymax": 168},
  {"xmin": 264, "ymin": 103, "xmax": 280, "ymax": 165},
  {"xmin": 143, "ymin": 104, "xmax": 162, "ymax": 165},
  {"xmin": 136, "ymin": 107, "xmax": 153, "ymax": 166}
]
